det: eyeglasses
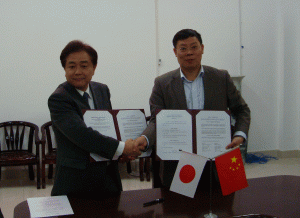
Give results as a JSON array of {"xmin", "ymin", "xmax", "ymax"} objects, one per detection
[{"xmin": 177, "ymin": 45, "xmax": 201, "ymax": 53}]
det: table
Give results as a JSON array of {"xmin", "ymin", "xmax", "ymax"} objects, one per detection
[{"xmin": 14, "ymin": 175, "xmax": 300, "ymax": 218}]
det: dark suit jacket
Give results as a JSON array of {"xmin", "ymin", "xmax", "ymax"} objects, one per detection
[
  {"xmin": 142, "ymin": 65, "xmax": 251, "ymax": 187},
  {"xmin": 48, "ymin": 81, "xmax": 122, "ymax": 197}
]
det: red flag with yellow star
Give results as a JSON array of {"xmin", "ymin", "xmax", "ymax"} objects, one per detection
[{"xmin": 215, "ymin": 147, "xmax": 248, "ymax": 195}]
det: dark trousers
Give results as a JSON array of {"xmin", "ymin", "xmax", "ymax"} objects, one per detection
[{"xmin": 51, "ymin": 162, "xmax": 122, "ymax": 199}]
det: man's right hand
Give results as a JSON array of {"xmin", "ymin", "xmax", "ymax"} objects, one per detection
[
  {"xmin": 134, "ymin": 136, "xmax": 148, "ymax": 152},
  {"xmin": 122, "ymin": 138, "xmax": 141, "ymax": 157}
]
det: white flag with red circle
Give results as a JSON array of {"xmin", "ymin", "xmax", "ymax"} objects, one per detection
[{"xmin": 170, "ymin": 151, "xmax": 208, "ymax": 198}]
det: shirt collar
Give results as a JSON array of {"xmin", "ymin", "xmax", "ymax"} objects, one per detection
[
  {"xmin": 76, "ymin": 85, "xmax": 91, "ymax": 98},
  {"xmin": 180, "ymin": 66, "xmax": 204, "ymax": 82}
]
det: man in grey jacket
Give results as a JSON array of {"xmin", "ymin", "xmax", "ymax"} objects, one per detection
[{"xmin": 135, "ymin": 29, "xmax": 251, "ymax": 188}]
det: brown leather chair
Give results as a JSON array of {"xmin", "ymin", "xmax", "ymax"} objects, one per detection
[
  {"xmin": 0, "ymin": 121, "xmax": 40, "ymax": 189},
  {"xmin": 40, "ymin": 121, "xmax": 56, "ymax": 189},
  {"xmin": 126, "ymin": 116, "xmax": 151, "ymax": 182},
  {"xmin": 138, "ymin": 116, "xmax": 151, "ymax": 181},
  {"xmin": 139, "ymin": 154, "xmax": 151, "ymax": 181}
]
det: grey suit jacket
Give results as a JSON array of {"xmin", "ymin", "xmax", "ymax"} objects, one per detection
[
  {"xmin": 48, "ymin": 81, "xmax": 122, "ymax": 197},
  {"xmin": 142, "ymin": 65, "xmax": 251, "ymax": 148}
]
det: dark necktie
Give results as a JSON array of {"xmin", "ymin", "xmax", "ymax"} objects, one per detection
[{"xmin": 83, "ymin": 92, "xmax": 90, "ymax": 105}]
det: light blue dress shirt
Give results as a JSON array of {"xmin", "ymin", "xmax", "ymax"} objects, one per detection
[
  {"xmin": 180, "ymin": 66, "xmax": 247, "ymax": 140},
  {"xmin": 181, "ymin": 66, "xmax": 204, "ymax": 110}
]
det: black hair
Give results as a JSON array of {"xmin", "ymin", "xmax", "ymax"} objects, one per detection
[
  {"xmin": 172, "ymin": 29, "xmax": 202, "ymax": 48},
  {"xmin": 60, "ymin": 40, "xmax": 98, "ymax": 68}
]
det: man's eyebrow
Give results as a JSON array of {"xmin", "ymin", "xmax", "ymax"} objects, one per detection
[
  {"xmin": 80, "ymin": 60, "xmax": 89, "ymax": 64},
  {"xmin": 179, "ymin": 42, "xmax": 198, "ymax": 46},
  {"xmin": 66, "ymin": 60, "xmax": 89, "ymax": 65},
  {"xmin": 178, "ymin": 43, "xmax": 187, "ymax": 47}
]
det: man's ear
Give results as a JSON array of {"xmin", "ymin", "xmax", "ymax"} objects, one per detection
[
  {"xmin": 173, "ymin": 48, "xmax": 177, "ymax": 57},
  {"xmin": 93, "ymin": 64, "xmax": 97, "ymax": 70}
]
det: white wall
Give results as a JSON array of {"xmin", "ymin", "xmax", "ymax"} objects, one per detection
[
  {"xmin": 241, "ymin": 0, "xmax": 300, "ymax": 151},
  {"xmin": 157, "ymin": 0, "xmax": 241, "ymax": 76},
  {"xmin": 0, "ymin": 0, "xmax": 156, "ymax": 128},
  {"xmin": 280, "ymin": 1, "xmax": 300, "ymax": 151},
  {"xmin": 1, "ymin": 0, "xmax": 299, "ymax": 152}
]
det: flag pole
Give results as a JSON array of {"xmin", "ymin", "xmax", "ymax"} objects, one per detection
[{"xmin": 204, "ymin": 159, "xmax": 217, "ymax": 218}]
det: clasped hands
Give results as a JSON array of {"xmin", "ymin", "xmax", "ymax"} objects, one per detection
[{"xmin": 119, "ymin": 136, "xmax": 148, "ymax": 163}]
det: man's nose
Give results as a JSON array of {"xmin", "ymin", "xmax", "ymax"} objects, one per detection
[
  {"xmin": 186, "ymin": 48, "xmax": 194, "ymax": 55},
  {"xmin": 186, "ymin": 49, "xmax": 193, "ymax": 55},
  {"xmin": 75, "ymin": 67, "xmax": 82, "ymax": 74}
]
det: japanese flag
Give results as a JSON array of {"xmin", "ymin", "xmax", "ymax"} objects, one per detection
[{"xmin": 170, "ymin": 151, "xmax": 207, "ymax": 198}]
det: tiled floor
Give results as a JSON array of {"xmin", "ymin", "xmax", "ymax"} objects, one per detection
[{"xmin": 1, "ymin": 158, "xmax": 300, "ymax": 218}]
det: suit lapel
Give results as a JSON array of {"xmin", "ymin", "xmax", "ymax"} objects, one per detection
[
  {"xmin": 171, "ymin": 68, "xmax": 188, "ymax": 109},
  {"xmin": 64, "ymin": 82, "xmax": 91, "ymax": 109},
  {"xmin": 203, "ymin": 66, "xmax": 217, "ymax": 109},
  {"xmin": 90, "ymin": 82, "xmax": 112, "ymax": 110},
  {"xmin": 89, "ymin": 82, "xmax": 102, "ymax": 109}
]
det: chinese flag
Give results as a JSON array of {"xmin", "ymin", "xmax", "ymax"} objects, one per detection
[{"xmin": 215, "ymin": 147, "xmax": 248, "ymax": 196}]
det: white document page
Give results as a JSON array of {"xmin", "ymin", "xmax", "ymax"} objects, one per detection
[
  {"xmin": 117, "ymin": 110, "xmax": 151, "ymax": 157},
  {"xmin": 196, "ymin": 111, "xmax": 231, "ymax": 159},
  {"xmin": 83, "ymin": 110, "xmax": 118, "ymax": 161},
  {"xmin": 27, "ymin": 195, "xmax": 74, "ymax": 218},
  {"xmin": 156, "ymin": 110, "xmax": 193, "ymax": 160}
]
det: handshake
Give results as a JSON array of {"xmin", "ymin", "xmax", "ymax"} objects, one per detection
[{"xmin": 119, "ymin": 136, "xmax": 148, "ymax": 163}]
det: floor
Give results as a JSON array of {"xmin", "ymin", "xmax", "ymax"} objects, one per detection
[{"xmin": 1, "ymin": 158, "xmax": 300, "ymax": 218}]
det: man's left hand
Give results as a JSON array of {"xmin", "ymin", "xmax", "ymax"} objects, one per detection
[{"xmin": 226, "ymin": 136, "xmax": 244, "ymax": 149}]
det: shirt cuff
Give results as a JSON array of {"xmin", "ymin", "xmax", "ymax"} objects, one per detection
[
  {"xmin": 141, "ymin": 135, "xmax": 150, "ymax": 152},
  {"xmin": 113, "ymin": 141, "xmax": 125, "ymax": 159},
  {"xmin": 233, "ymin": 131, "xmax": 247, "ymax": 142}
]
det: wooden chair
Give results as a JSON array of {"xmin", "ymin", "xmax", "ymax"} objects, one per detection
[
  {"xmin": 126, "ymin": 116, "xmax": 151, "ymax": 182},
  {"xmin": 139, "ymin": 155, "xmax": 151, "ymax": 181},
  {"xmin": 40, "ymin": 121, "xmax": 56, "ymax": 189},
  {"xmin": 0, "ymin": 121, "xmax": 40, "ymax": 189},
  {"xmin": 139, "ymin": 116, "xmax": 151, "ymax": 181}
]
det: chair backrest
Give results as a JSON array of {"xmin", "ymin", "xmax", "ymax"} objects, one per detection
[
  {"xmin": 41, "ymin": 121, "xmax": 56, "ymax": 153},
  {"xmin": 0, "ymin": 121, "xmax": 39, "ymax": 153},
  {"xmin": 41, "ymin": 121, "xmax": 56, "ymax": 152}
]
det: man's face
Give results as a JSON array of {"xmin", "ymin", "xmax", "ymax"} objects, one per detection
[
  {"xmin": 64, "ymin": 51, "xmax": 96, "ymax": 91},
  {"xmin": 173, "ymin": 36, "xmax": 204, "ymax": 72}
]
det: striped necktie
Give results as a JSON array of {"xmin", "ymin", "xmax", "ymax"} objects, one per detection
[{"xmin": 83, "ymin": 92, "xmax": 89, "ymax": 105}]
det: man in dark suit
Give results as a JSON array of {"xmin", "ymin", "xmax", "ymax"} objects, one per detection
[
  {"xmin": 0, "ymin": 208, "xmax": 3, "ymax": 218},
  {"xmin": 48, "ymin": 40, "xmax": 141, "ymax": 198},
  {"xmin": 135, "ymin": 29, "xmax": 251, "ymax": 188}
]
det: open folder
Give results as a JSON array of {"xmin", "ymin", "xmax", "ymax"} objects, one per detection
[
  {"xmin": 83, "ymin": 109, "xmax": 152, "ymax": 161},
  {"xmin": 156, "ymin": 109, "xmax": 231, "ymax": 160}
]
